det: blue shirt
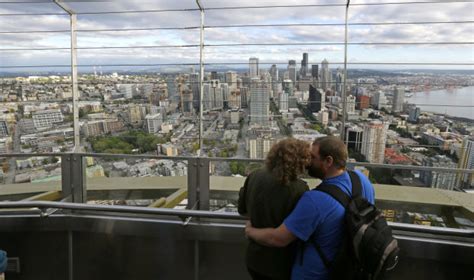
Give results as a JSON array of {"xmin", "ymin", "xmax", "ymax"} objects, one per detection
[{"xmin": 283, "ymin": 170, "xmax": 375, "ymax": 280}]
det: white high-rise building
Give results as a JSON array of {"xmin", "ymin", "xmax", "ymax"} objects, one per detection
[
  {"xmin": 117, "ymin": 84, "xmax": 133, "ymax": 99},
  {"xmin": 279, "ymin": 91, "xmax": 289, "ymax": 112},
  {"xmin": 287, "ymin": 60, "xmax": 297, "ymax": 85},
  {"xmin": 249, "ymin": 57, "xmax": 259, "ymax": 78},
  {"xmin": 321, "ymin": 59, "xmax": 331, "ymax": 91},
  {"xmin": 145, "ymin": 113, "xmax": 163, "ymax": 134},
  {"xmin": 371, "ymin": 91, "xmax": 388, "ymax": 110},
  {"xmin": 225, "ymin": 71, "xmax": 237, "ymax": 90},
  {"xmin": 203, "ymin": 80, "xmax": 223, "ymax": 111},
  {"xmin": 346, "ymin": 95, "xmax": 356, "ymax": 113},
  {"xmin": 457, "ymin": 137, "xmax": 474, "ymax": 188},
  {"xmin": 203, "ymin": 84, "xmax": 212, "ymax": 112},
  {"xmin": 249, "ymin": 137, "xmax": 276, "ymax": 159},
  {"xmin": 270, "ymin": 64, "xmax": 279, "ymax": 84},
  {"xmin": 249, "ymin": 79, "xmax": 270, "ymax": 126},
  {"xmin": 361, "ymin": 120, "xmax": 388, "ymax": 163},
  {"xmin": 392, "ymin": 87, "xmax": 405, "ymax": 113}
]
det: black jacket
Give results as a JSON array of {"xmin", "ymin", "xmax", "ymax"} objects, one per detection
[{"xmin": 238, "ymin": 168, "xmax": 308, "ymax": 280}]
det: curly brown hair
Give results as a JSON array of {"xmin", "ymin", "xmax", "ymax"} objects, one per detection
[{"xmin": 265, "ymin": 138, "xmax": 312, "ymax": 185}]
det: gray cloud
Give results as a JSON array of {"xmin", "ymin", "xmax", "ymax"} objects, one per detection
[{"xmin": 0, "ymin": 0, "xmax": 472, "ymax": 69}]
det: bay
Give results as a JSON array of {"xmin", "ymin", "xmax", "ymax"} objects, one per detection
[{"xmin": 407, "ymin": 86, "xmax": 474, "ymax": 120}]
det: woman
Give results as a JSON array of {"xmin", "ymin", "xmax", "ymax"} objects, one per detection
[{"xmin": 238, "ymin": 138, "xmax": 311, "ymax": 280}]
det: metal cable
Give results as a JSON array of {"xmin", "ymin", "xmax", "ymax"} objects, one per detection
[
  {"xmin": 1, "ymin": 1, "xmax": 472, "ymax": 16},
  {"xmin": 205, "ymin": 42, "xmax": 474, "ymax": 47},
  {"xmin": 2, "ymin": 20, "xmax": 473, "ymax": 34},
  {"xmin": 0, "ymin": 26, "xmax": 200, "ymax": 34},
  {"xmin": 0, "ymin": 45, "xmax": 200, "ymax": 51},
  {"xmin": 204, "ymin": 20, "xmax": 474, "ymax": 29},
  {"xmin": 1, "ymin": 41, "xmax": 472, "ymax": 52},
  {"xmin": 1, "ymin": 62, "xmax": 473, "ymax": 68}
]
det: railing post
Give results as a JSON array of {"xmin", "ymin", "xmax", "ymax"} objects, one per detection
[
  {"xmin": 61, "ymin": 153, "xmax": 86, "ymax": 203},
  {"xmin": 61, "ymin": 154, "xmax": 73, "ymax": 200},
  {"xmin": 187, "ymin": 157, "xmax": 199, "ymax": 209},
  {"xmin": 198, "ymin": 157, "xmax": 210, "ymax": 210},
  {"xmin": 71, "ymin": 154, "xmax": 86, "ymax": 203}
]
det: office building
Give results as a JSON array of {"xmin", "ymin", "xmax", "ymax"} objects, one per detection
[
  {"xmin": 287, "ymin": 60, "xmax": 297, "ymax": 85},
  {"xmin": 308, "ymin": 85, "xmax": 324, "ymax": 113},
  {"xmin": 300, "ymin": 53, "xmax": 308, "ymax": 77},
  {"xmin": 361, "ymin": 120, "xmax": 388, "ymax": 163},
  {"xmin": 32, "ymin": 109, "xmax": 64, "ymax": 130},
  {"xmin": 249, "ymin": 79, "xmax": 270, "ymax": 126},
  {"xmin": 320, "ymin": 59, "xmax": 331, "ymax": 91},
  {"xmin": 457, "ymin": 137, "xmax": 474, "ymax": 188},
  {"xmin": 146, "ymin": 113, "xmax": 163, "ymax": 134},
  {"xmin": 249, "ymin": 57, "xmax": 259, "ymax": 78},
  {"xmin": 421, "ymin": 155, "xmax": 457, "ymax": 190},
  {"xmin": 392, "ymin": 87, "xmax": 405, "ymax": 113}
]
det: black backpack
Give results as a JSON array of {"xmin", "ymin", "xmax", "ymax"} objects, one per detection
[{"xmin": 310, "ymin": 171, "xmax": 399, "ymax": 280}]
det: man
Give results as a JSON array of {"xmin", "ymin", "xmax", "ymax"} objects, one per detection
[{"xmin": 245, "ymin": 136, "xmax": 375, "ymax": 279}]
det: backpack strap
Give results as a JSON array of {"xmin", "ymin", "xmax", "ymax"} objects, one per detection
[
  {"xmin": 310, "ymin": 184, "xmax": 351, "ymax": 270},
  {"xmin": 316, "ymin": 184, "xmax": 351, "ymax": 208},
  {"xmin": 348, "ymin": 170, "xmax": 363, "ymax": 198}
]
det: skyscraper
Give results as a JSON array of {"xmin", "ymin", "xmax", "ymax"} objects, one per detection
[
  {"xmin": 225, "ymin": 71, "xmax": 237, "ymax": 90},
  {"xmin": 346, "ymin": 95, "xmax": 356, "ymax": 113},
  {"xmin": 320, "ymin": 59, "xmax": 331, "ymax": 91},
  {"xmin": 189, "ymin": 73, "xmax": 200, "ymax": 112},
  {"xmin": 270, "ymin": 65, "xmax": 280, "ymax": 97},
  {"xmin": 249, "ymin": 57, "xmax": 259, "ymax": 78},
  {"xmin": 279, "ymin": 91, "xmax": 289, "ymax": 112},
  {"xmin": 361, "ymin": 120, "xmax": 388, "ymax": 163},
  {"xmin": 408, "ymin": 105, "xmax": 421, "ymax": 123},
  {"xmin": 392, "ymin": 87, "xmax": 405, "ymax": 113},
  {"xmin": 308, "ymin": 85, "xmax": 324, "ymax": 113},
  {"xmin": 311, "ymin": 65, "xmax": 319, "ymax": 79},
  {"xmin": 220, "ymin": 83, "xmax": 229, "ymax": 109},
  {"xmin": 270, "ymin": 64, "xmax": 279, "ymax": 83},
  {"xmin": 457, "ymin": 136, "xmax": 474, "ymax": 188},
  {"xmin": 372, "ymin": 91, "xmax": 388, "ymax": 110},
  {"xmin": 335, "ymin": 68, "xmax": 344, "ymax": 96},
  {"xmin": 300, "ymin": 53, "xmax": 308, "ymax": 77},
  {"xmin": 283, "ymin": 79, "xmax": 294, "ymax": 96},
  {"xmin": 287, "ymin": 60, "xmax": 297, "ymax": 85},
  {"xmin": 249, "ymin": 79, "xmax": 270, "ymax": 126},
  {"xmin": 145, "ymin": 113, "xmax": 163, "ymax": 134},
  {"xmin": 345, "ymin": 125, "xmax": 363, "ymax": 152},
  {"xmin": 203, "ymin": 80, "xmax": 223, "ymax": 111}
]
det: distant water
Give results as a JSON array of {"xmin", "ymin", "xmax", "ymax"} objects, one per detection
[{"xmin": 407, "ymin": 86, "xmax": 474, "ymax": 120}]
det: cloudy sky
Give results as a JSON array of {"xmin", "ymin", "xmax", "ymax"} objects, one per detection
[{"xmin": 0, "ymin": 0, "xmax": 473, "ymax": 72}]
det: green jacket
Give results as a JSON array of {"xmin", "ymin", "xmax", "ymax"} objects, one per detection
[{"xmin": 238, "ymin": 168, "xmax": 308, "ymax": 280}]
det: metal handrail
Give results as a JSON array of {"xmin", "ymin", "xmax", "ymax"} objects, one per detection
[
  {"xmin": 0, "ymin": 152, "xmax": 473, "ymax": 174},
  {"xmin": 0, "ymin": 201, "xmax": 472, "ymax": 238},
  {"xmin": 0, "ymin": 201, "xmax": 247, "ymax": 220}
]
